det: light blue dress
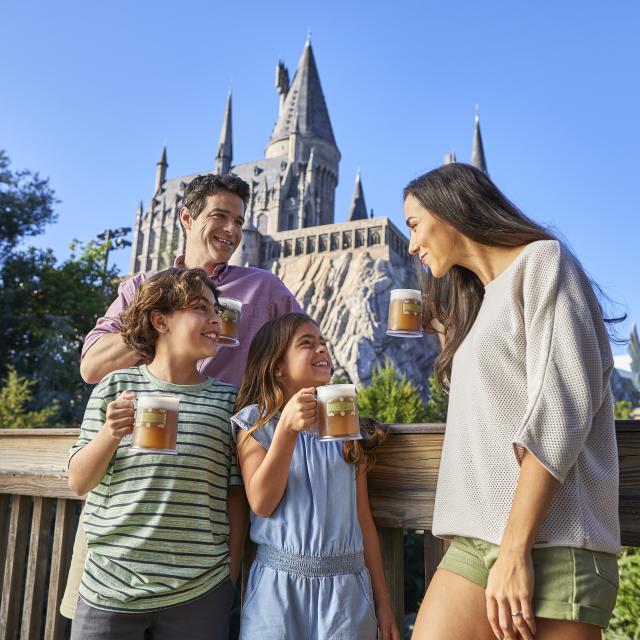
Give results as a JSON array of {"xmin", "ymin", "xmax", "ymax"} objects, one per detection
[{"xmin": 231, "ymin": 404, "xmax": 378, "ymax": 640}]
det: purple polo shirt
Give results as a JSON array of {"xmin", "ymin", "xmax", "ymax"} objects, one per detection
[{"xmin": 82, "ymin": 256, "xmax": 302, "ymax": 387}]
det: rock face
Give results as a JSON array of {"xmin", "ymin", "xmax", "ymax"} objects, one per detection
[
  {"xmin": 610, "ymin": 368, "xmax": 640, "ymax": 405},
  {"xmin": 272, "ymin": 247, "xmax": 440, "ymax": 399}
]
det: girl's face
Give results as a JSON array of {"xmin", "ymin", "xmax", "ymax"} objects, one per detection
[
  {"xmin": 163, "ymin": 287, "xmax": 221, "ymax": 360},
  {"xmin": 404, "ymin": 194, "xmax": 465, "ymax": 278},
  {"xmin": 276, "ymin": 322, "xmax": 333, "ymax": 391}
]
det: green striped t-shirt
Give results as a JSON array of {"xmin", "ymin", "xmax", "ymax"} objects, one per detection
[{"xmin": 70, "ymin": 365, "xmax": 242, "ymax": 612}]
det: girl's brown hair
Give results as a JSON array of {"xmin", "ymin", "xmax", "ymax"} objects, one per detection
[
  {"xmin": 234, "ymin": 312, "xmax": 387, "ymax": 469},
  {"xmin": 121, "ymin": 267, "xmax": 218, "ymax": 360}
]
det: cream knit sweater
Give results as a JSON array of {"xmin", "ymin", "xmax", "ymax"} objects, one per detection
[{"xmin": 432, "ymin": 240, "xmax": 620, "ymax": 554}]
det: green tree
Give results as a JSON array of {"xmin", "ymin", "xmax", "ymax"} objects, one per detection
[
  {"xmin": 0, "ymin": 149, "xmax": 57, "ymax": 259},
  {"xmin": 0, "ymin": 240, "xmax": 119, "ymax": 425},
  {"xmin": 605, "ymin": 548, "xmax": 640, "ymax": 640},
  {"xmin": 0, "ymin": 366, "xmax": 58, "ymax": 428},
  {"xmin": 423, "ymin": 373, "xmax": 449, "ymax": 422},
  {"xmin": 358, "ymin": 358, "xmax": 429, "ymax": 423},
  {"xmin": 0, "ymin": 149, "xmax": 120, "ymax": 426},
  {"xmin": 614, "ymin": 400, "xmax": 633, "ymax": 420}
]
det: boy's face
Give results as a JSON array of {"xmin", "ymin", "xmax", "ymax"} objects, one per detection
[{"xmin": 163, "ymin": 287, "xmax": 222, "ymax": 361}]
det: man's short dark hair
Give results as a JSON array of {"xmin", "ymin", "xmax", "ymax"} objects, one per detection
[{"xmin": 182, "ymin": 173, "xmax": 250, "ymax": 220}]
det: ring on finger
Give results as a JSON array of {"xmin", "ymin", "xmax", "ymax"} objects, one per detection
[{"xmin": 510, "ymin": 611, "xmax": 523, "ymax": 617}]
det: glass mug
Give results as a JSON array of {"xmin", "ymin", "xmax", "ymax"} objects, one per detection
[
  {"xmin": 316, "ymin": 384, "xmax": 362, "ymax": 442},
  {"xmin": 131, "ymin": 393, "xmax": 180, "ymax": 454},
  {"xmin": 386, "ymin": 288, "xmax": 423, "ymax": 337},
  {"xmin": 218, "ymin": 297, "xmax": 242, "ymax": 347}
]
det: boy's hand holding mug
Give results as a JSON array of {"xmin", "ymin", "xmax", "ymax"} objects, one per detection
[{"xmin": 104, "ymin": 391, "xmax": 136, "ymax": 441}]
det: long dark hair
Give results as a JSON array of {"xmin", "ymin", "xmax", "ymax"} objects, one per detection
[
  {"xmin": 234, "ymin": 312, "xmax": 386, "ymax": 468},
  {"xmin": 403, "ymin": 163, "xmax": 624, "ymax": 390}
]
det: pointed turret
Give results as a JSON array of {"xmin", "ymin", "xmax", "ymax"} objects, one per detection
[
  {"xmin": 348, "ymin": 170, "xmax": 368, "ymax": 221},
  {"xmin": 470, "ymin": 109, "xmax": 488, "ymax": 175},
  {"xmin": 305, "ymin": 147, "xmax": 316, "ymax": 184},
  {"xmin": 443, "ymin": 150, "xmax": 457, "ymax": 165},
  {"xmin": 266, "ymin": 38, "xmax": 336, "ymax": 156},
  {"xmin": 155, "ymin": 146, "xmax": 168, "ymax": 193},
  {"xmin": 275, "ymin": 61, "xmax": 290, "ymax": 117},
  {"xmin": 288, "ymin": 109, "xmax": 301, "ymax": 165},
  {"xmin": 215, "ymin": 92, "xmax": 233, "ymax": 174}
]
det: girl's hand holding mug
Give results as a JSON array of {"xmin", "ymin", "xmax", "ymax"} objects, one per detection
[
  {"xmin": 280, "ymin": 387, "xmax": 317, "ymax": 433},
  {"xmin": 104, "ymin": 391, "xmax": 136, "ymax": 441}
]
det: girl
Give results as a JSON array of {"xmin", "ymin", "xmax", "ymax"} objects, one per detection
[
  {"xmin": 231, "ymin": 312, "xmax": 400, "ymax": 640},
  {"xmin": 404, "ymin": 163, "xmax": 621, "ymax": 640}
]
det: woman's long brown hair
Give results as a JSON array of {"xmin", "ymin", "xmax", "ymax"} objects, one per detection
[
  {"xmin": 234, "ymin": 312, "xmax": 387, "ymax": 468},
  {"xmin": 404, "ymin": 163, "xmax": 624, "ymax": 391}
]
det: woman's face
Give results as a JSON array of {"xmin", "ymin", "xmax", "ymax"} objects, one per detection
[{"xmin": 404, "ymin": 194, "xmax": 463, "ymax": 278}]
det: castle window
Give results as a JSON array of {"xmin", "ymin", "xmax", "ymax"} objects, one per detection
[
  {"xmin": 295, "ymin": 238, "xmax": 304, "ymax": 255},
  {"xmin": 318, "ymin": 234, "xmax": 327, "ymax": 252},
  {"xmin": 330, "ymin": 233, "xmax": 339, "ymax": 251},
  {"xmin": 355, "ymin": 229, "xmax": 365, "ymax": 248},
  {"xmin": 307, "ymin": 237, "xmax": 316, "ymax": 253},
  {"xmin": 342, "ymin": 232, "xmax": 352, "ymax": 249},
  {"xmin": 368, "ymin": 230, "xmax": 381, "ymax": 246},
  {"xmin": 284, "ymin": 240, "xmax": 292, "ymax": 257}
]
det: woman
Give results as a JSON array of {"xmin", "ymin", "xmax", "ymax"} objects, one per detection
[{"xmin": 404, "ymin": 163, "xmax": 621, "ymax": 640}]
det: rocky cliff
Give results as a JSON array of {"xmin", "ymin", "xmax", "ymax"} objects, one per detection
[{"xmin": 271, "ymin": 248, "xmax": 440, "ymax": 399}]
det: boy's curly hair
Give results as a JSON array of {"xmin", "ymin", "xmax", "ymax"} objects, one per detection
[{"xmin": 121, "ymin": 267, "xmax": 219, "ymax": 361}]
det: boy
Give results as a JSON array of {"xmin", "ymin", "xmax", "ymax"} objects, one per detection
[{"xmin": 68, "ymin": 267, "xmax": 241, "ymax": 639}]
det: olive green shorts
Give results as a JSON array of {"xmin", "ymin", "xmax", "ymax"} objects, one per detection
[{"xmin": 439, "ymin": 536, "xmax": 619, "ymax": 629}]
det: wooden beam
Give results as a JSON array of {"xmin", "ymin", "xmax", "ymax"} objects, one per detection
[
  {"xmin": 378, "ymin": 527, "xmax": 404, "ymax": 634},
  {"xmin": 21, "ymin": 496, "xmax": 54, "ymax": 640},
  {"xmin": 44, "ymin": 499, "xmax": 77, "ymax": 640},
  {"xmin": 0, "ymin": 495, "xmax": 31, "ymax": 638}
]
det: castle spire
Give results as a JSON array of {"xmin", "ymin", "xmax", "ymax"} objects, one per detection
[
  {"xmin": 215, "ymin": 91, "xmax": 233, "ymax": 174},
  {"xmin": 470, "ymin": 108, "xmax": 488, "ymax": 175},
  {"xmin": 348, "ymin": 169, "xmax": 368, "ymax": 221},
  {"xmin": 267, "ymin": 37, "xmax": 336, "ymax": 152},
  {"xmin": 155, "ymin": 146, "xmax": 168, "ymax": 193}
]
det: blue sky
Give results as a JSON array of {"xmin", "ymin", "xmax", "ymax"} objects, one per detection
[{"xmin": 1, "ymin": 0, "xmax": 638, "ymax": 355}]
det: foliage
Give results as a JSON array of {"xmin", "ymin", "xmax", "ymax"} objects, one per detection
[
  {"xmin": 0, "ymin": 150, "xmax": 120, "ymax": 426},
  {"xmin": 423, "ymin": 373, "xmax": 449, "ymax": 423},
  {"xmin": 0, "ymin": 366, "xmax": 59, "ymax": 428},
  {"xmin": 358, "ymin": 358, "xmax": 430, "ymax": 424},
  {"xmin": 604, "ymin": 548, "xmax": 640, "ymax": 640},
  {"xmin": 0, "ymin": 241, "xmax": 119, "ymax": 425},
  {"xmin": 0, "ymin": 150, "xmax": 57, "ymax": 259},
  {"xmin": 614, "ymin": 400, "xmax": 633, "ymax": 420}
]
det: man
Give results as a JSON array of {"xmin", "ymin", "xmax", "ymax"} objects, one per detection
[{"xmin": 61, "ymin": 172, "xmax": 301, "ymax": 620}]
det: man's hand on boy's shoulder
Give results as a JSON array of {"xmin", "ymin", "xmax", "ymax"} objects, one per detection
[{"xmin": 104, "ymin": 391, "xmax": 136, "ymax": 441}]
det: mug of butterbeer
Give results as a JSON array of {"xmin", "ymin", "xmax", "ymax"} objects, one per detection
[
  {"xmin": 316, "ymin": 384, "xmax": 362, "ymax": 442},
  {"xmin": 131, "ymin": 394, "xmax": 180, "ymax": 454},
  {"xmin": 386, "ymin": 288, "xmax": 423, "ymax": 337},
  {"xmin": 218, "ymin": 297, "xmax": 242, "ymax": 347}
]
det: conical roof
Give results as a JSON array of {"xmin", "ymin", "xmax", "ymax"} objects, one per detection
[
  {"xmin": 268, "ymin": 40, "xmax": 336, "ymax": 147},
  {"xmin": 348, "ymin": 170, "xmax": 368, "ymax": 221}
]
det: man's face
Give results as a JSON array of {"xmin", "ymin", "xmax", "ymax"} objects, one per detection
[{"xmin": 182, "ymin": 192, "xmax": 245, "ymax": 264}]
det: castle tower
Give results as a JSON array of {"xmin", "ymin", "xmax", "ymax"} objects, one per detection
[
  {"xmin": 265, "ymin": 37, "xmax": 340, "ymax": 232},
  {"xmin": 470, "ymin": 109, "xmax": 488, "ymax": 175},
  {"xmin": 215, "ymin": 92, "xmax": 233, "ymax": 175},
  {"xmin": 155, "ymin": 146, "xmax": 168, "ymax": 193},
  {"xmin": 348, "ymin": 170, "xmax": 368, "ymax": 221}
]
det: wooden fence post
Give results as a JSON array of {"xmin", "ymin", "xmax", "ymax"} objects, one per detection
[
  {"xmin": 378, "ymin": 527, "xmax": 404, "ymax": 634},
  {"xmin": 0, "ymin": 494, "xmax": 31, "ymax": 638}
]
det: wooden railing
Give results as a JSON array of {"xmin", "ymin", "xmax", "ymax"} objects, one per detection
[{"xmin": 1, "ymin": 422, "xmax": 639, "ymax": 638}]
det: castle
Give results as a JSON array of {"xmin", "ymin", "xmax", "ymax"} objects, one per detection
[
  {"xmin": 127, "ymin": 37, "xmax": 488, "ymax": 394},
  {"xmin": 129, "ymin": 36, "xmax": 488, "ymax": 277}
]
